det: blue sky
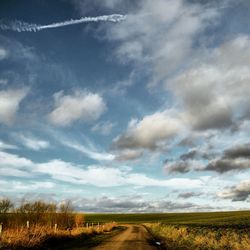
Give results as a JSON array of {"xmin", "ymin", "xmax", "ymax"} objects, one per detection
[{"xmin": 0, "ymin": 0, "xmax": 250, "ymax": 212}]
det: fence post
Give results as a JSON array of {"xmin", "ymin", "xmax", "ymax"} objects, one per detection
[
  {"xmin": 86, "ymin": 223, "xmax": 88, "ymax": 228},
  {"xmin": 26, "ymin": 221, "xmax": 30, "ymax": 240},
  {"xmin": 54, "ymin": 224, "xmax": 57, "ymax": 233},
  {"xmin": 0, "ymin": 223, "xmax": 2, "ymax": 236},
  {"xmin": 0, "ymin": 223, "xmax": 2, "ymax": 242}
]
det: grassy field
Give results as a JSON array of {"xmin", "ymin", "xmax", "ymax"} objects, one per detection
[
  {"xmin": 85, "ymin": 210, "xmax": 250, "ymax": 249},
  {"xmin": 2, "ymin": 205, "xmax": 250, "ymax": 249},
  {"xmin": 85, "ymin": 210, "xmax": 250, "ymax": 227},
  {"xmin": 84, "ymin": 211, "xmax": 249, "ymax": 250},
  {"xmin": 145, "ymin": 223, "xmax": 250, "ymax": 250}
]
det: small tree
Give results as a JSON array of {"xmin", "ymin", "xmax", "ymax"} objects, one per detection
[
  {"xmin": 59, "ymin": 200, "xmax": 74, "ymax": 229},
  {"xmin": 59, "ymin": 200, "xmax": 73, "ymax": 214},
  {"xmin": 0, "ymin": 199, "xmax": 13, "ymax": 213}
]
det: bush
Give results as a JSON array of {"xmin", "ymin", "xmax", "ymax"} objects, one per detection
[{"xmin": 0, "ymin": 198, "xmax": 80, "ymax": 230}]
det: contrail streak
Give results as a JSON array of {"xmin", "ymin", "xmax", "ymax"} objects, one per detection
[{"xmin": 0, "ymin": 14, "xmax": 126, "ymax": 32}]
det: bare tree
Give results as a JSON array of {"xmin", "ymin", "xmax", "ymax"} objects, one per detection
[
  {"xmin": 0, "ymin": 199, "xmax": 13, "ymax": 213},
  {"xmin": 59, "ymin": 200, "xmax": 73, "ymax": 214},
  {"xmin": 59, "ymin": 200, "xmax": 74, "ymax": 229}
]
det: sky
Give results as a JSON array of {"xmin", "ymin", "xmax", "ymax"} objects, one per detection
[{"xmin": 0, "ymin": 0, "xmax": 250, "ymax": 212}]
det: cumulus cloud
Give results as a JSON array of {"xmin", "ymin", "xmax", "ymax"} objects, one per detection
[
  {"xmin": 170, "ymin": 35, "xmax": 250, "ymax": 131},
  {"xmin": 113, "ymin": 111, "xmax": 183, "ymax": 151},
  {"xmin": 164, "ymin": 160, "xmax": 191, "ymax": 174},
  {"xmin": 48, "ymin": 90, "xmax": 106, "ymax": 126},
  {"xmin": 164, "ymin": 159, "xmax": 204, "ymax": 174},
  {"xmin": 164, "ymin": 143, "xmax": 250, "ymax": 174},
  {"xmin": 109, "ymin": 15, "xmax": 250, "ymax": 162},
  {"xmin": 218, "ymin": 180, "xmax": 250, "ymax": 201},
  {"xmin": 103, "ymin": 0, "xmax": 218, "ymax": 85},
  {"xmin": 163, "ymin": 143, "xmax": 214, "ymax": 174},
  {"xmin": 224, "ymin": 144, "xmax": 250, "ymax": 159},
  {"xmin": 109, "ymin": 33, "xmax": 250, "ymax": 164},
  {"xmin": 204, "ymin": 143, "xmax": 250, "ymax": 173},
  {"xmin": 205, "ymin": 158, "xmax": 250, "ymax": 173},
  {"xmin": 0, "ymin": 88, "xmax": 28, "ymax": 125}
]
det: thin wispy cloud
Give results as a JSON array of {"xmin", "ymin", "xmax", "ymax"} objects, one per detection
[
  {"xmin": 14, "ymin": 134, "xmax": 50, "ymax": 151},
  {"xmin": 46, "ymin": 128, "xmax": 115, "ymax": 161},
  {"xmin": 62, "ymin": 140, "xmax": 115, "ymax": 161},
  {"xmin": 0, "ymin": 14, "xmax": 126, "ymax": 32}
]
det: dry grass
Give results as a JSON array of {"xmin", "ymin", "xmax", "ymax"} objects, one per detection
[
  {"xmin": 145, "ymin": 223, "xmax": 250, "ymax": 250},
  {"xmin": 0, "ymin": 222, "xmax": 117, "ymax": 249}
]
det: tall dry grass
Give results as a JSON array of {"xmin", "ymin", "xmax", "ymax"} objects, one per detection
[
  {"xmin": 145, "ymin": 223, "xmax": 250, "ymax": 250},
  {"xmin": 0, "ymin": 199, "xmax": 117, "ymax": 249},
  {"xmin": 0, "ymin": 222, "xmax": 117, "ymax": 249}
]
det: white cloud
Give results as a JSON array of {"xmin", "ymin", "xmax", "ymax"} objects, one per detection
[
  {"xmin": 91, "ymin": 121, "xmax": 115, "ymax": 135},
  {"xmin": 0, "ymin": 151, "xmax": 34, "ymax": 178},
  {"xmin": 218, "ymin": 180, "xmax": 250, "ymax": 201},
  {"xmin": 113, "ymin": 34, "xmax": 250, "ymax": 160},
  {"xmin": 169, "ymin": 35, "xmax": 250, "ymax": 131},
  {"xmin": 0, "ymin": 151, "xmax": 33, "ymax": 167},
  {"xmin": 103, "ymin": 0, "xmax": 218, "ymax": 85},
  {"xmin": 46, "ymin": 128, "xmax": 115, "ymax": 161},
  {"xmin": 126, "ymin": 173, "xmax": 203, "ymax": 188},
  {"xmin": 36, "ymin": 160, "xmax": 124, "ymax": 187},
  {"xmin": 0, "ymin": 88, "xmax": 28, "ymax": 125},
  {"xmin": 16, "ymin": 134, "xmax": 50, "ymax": 151},
  {"xmin": 0, "ymin": 168, "xmax": 33, "ymax": 178},
  {"xmin": 48, "ymin": 90, "xmax": 106, "ymax": 126},
  {"xmin": 36, "ymin": 159, "xmax": 203, "ymax": 188},
  {"xmin": 0, "ymin": 14, "xmax": 126, "ymax": 32},
  {"xmin": 0, "ymin": 149, "xmax": 203, "ymax": 189},
  {"xmin": 62, "ymin": 140, "xmax": 115, "ymax": 161},
  {"xmin": 113, "ymin": 111, "xmax": 183, "ymax": 151}
]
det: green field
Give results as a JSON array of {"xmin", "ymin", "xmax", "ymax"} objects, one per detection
[{"xmin": 85, "ymin": 210, "xmax": 250, "ymax": 227}]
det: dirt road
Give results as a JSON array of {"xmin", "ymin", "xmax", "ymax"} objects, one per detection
[{"xmin": 92, "ymin": 224, "xmax": 158, "ymax": 250}]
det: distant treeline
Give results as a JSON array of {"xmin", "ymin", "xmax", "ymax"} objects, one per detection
[{"xmin": 0, "ymin": 198, "xmax": 84, "ymax": 229}]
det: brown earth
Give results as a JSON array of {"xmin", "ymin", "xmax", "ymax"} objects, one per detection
[{"xmin": 92, "ymin": 224, "xmax": 158, "ymax": 250}]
